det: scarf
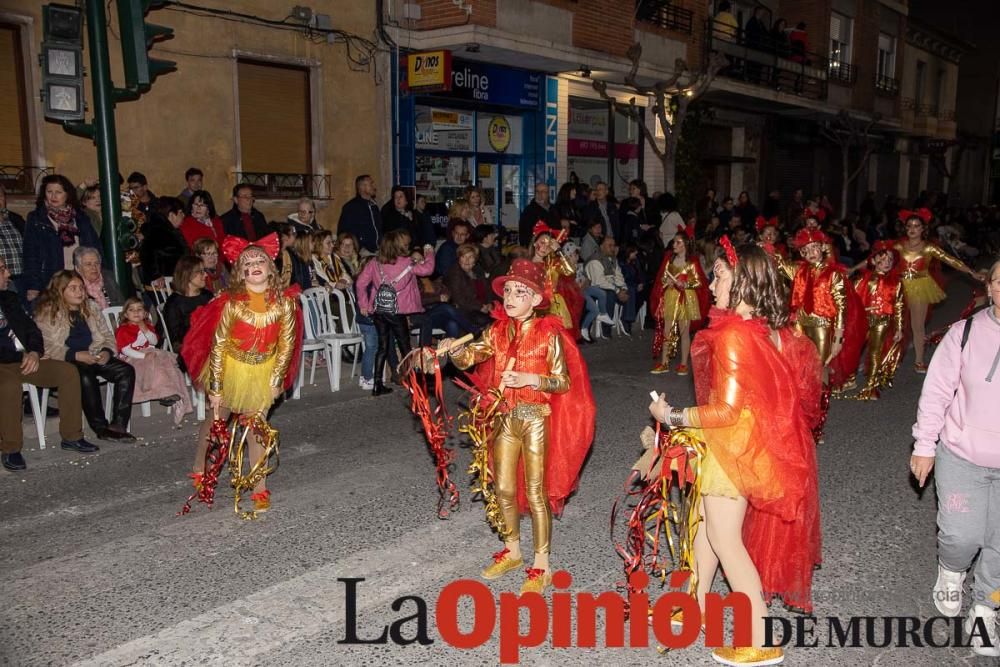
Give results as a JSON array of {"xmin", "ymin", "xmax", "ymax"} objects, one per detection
[
  {"xmin": 83, "ymin": 271, "xmax": 109, "ymax": 310},
  {"xmin": 47, "ymin": 205, "xmax": 79, "ymax": 247}
]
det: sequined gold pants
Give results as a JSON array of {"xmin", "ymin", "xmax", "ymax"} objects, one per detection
[
  {"xmin": 494, "ymin": 413, "xmax": 551, "ymax": 554},
  {"xmin": 861, "ymin": 316, "xmax": 892, "ymax": 395},
  {"xmin": 797, "ymin": 321, "xmax": 832, "ymax": 366}
]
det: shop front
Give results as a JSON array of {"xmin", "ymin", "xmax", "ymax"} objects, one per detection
[{"xmin": 396, "ymin": 56, "xmax": 549, "ymax": 237}]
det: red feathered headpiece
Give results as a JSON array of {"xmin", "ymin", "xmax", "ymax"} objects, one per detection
[
  {"xmin": 755, "ymin": 215, "xmax": 778, "ymax": 233},
  {"xmin": 793, "ymin": 228, "xmax": 830, "ymax": 249},
  {"xmin": 221, "ymin": 232, "xmax": 280, "ymax": 266},
  {"xmin": 676, "ymin": 223, "xmax": 695, "ymax": 240},
  {"xmin": 868, "ymin": 239, "xmax": 900, "ymax": 269},
  {"xmin": 803, "ymin": 207, "xmax": 826, "ymax": 224},
  {"xmin": 719, "ymin": 234, "xmax": 738, "ymax": 266},
  {"xmin": 898, "ymin": 207, "xmax": 932, "ymax": 224},
  {"xmin": 532, "ymin": 221, "xmax": 567, "ymax": 243}
]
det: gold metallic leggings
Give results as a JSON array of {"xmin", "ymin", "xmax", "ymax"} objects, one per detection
[
  {"xmin": 862, "ymin": 318, "xmax": 891, "ymax": 392},
  {"xmin": 494, "ymin": 414, "xmax": 551, "ymax": 554},
  {"xmin": 797, "ymin": 321, "xmax": 832, "ymax": 367}
]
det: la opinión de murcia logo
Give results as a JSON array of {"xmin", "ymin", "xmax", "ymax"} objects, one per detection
[{"xmin": 337, "ymin": 572, "xmax": 998, "ymax": 663}]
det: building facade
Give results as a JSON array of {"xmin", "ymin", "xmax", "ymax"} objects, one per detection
[{"xmin": 0, "ymin": 0, "xmax": 387, "ymax": 224}]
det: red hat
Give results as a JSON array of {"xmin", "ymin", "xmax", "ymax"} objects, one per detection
[
  {"xmin": 898, "ymin": 207, "xmax": 932, "ymax": 224},
  {"xmin": 793, "ymin": 228, "xmax": 830, "ymax": 249},
  {"xmin": 532, "ymin": 221, "xmax": 567, "ymax": 243},
  {"xmin": 221, "ymin": 232, "xmax": 280, "ymax": 265},
  {"xmin": 491, "ymin": 259, "xmax": 549, "ymax": 308},
  {"xmin": 868, "ymin": 239, "xmax": 900, "ymax": 267},
  {"xmin": 755, "ymin": 215, "xmax": 778, "ymax": 233}
]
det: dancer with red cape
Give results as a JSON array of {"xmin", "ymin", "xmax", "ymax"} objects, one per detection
[{"xmin": 649, "ymin": 223, "xmax": 709, "ymax": 375}]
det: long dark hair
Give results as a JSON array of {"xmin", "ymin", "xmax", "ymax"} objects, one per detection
[
  {"xmin": 36, "ymin": 174, "xmax": 79, "ymax": 210},
  {"xmin": 188, "ymin": 189, "xmax": 217, "ymax": 218},
  {"xmin": 729, "ymin": 244, "xmax": 789, "ymax": 329}
]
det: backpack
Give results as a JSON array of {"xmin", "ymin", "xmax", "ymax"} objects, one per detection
[
  {"xmin": 373, "ymin": 262, "xmax": 413, "ymax": 315},
  {"xmin": 960, "ymin": 305, "xmax": 988, "ymax": 350}
]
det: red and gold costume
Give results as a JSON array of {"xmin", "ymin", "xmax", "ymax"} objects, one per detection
[
  {"xmin": 451, "ymin": 307, "xmax": 595, "ymax": 554},
  {"xmin": 180, "ymin": 234, "xmax": 303, "ymax": 516},
  {"xmin": 853, "ymin": 250, "xmax": 905, "ymax": 400},
  {"xmin": 649, "ymin": 254, "xmax": 709, "ymax": 361},
  {"xmin": 532, "ymin": 223, "xmax": 583, "ymax": 333},
  {"xmin": 781, "ymin": 230, "xmax": 865, "ymax": 391},
  {"xmin": 894, "ymin": 240, "xmax": 971, "ymax": 305},
  {"xmin": 688, "ymin": 309, "xmax": 823, "ymax": 611}
]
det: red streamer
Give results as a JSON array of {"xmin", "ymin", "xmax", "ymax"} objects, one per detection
[{"xmin": 178, "ymin": 418, "xmax": 231, "ymax": 515}]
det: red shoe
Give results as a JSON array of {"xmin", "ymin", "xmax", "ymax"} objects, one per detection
[
  {"xmin": 650, "ymin": 363, "xmax": 670, "ymax": 375},
  {"xmin": 675, "ymin": 364, "xmax": 689, "ymax": 376},
  {"xmin": 251, "ymin": 489, "xmax": 271, "ymax": 512}
]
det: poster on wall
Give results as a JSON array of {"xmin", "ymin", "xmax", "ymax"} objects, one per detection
[
  {"xmin": 475, "ymin": 114, "xmax": 523, "ymax": 155},
  {"xmin": 415, "ymin": 105, "xmax": 473, "ymax": 152}
]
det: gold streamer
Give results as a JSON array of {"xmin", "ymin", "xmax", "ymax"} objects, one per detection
[
  {"xmin": 457, "ymin": 388, "xmax": 511, "ymax": 540},
  {"xmin": 227, "ymin": 412, "xmax": 280, "ymax": 520}
]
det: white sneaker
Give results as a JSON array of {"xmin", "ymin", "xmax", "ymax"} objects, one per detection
[
  {"xmin": 933, "ymin": 563, "xmax": 966, "ymax": 617},
  {"xmin": 359, "ymin": 377, "xmax": 374, "ymax": 391},
  {"xmin": 964, "ymin": 604, "xmax": 1000, "ymax": 657},
  {"xmin": 597, "ymin": 313, "xmax": 614, "ymax": 325},
  {"xmin": 580, "ymin": 328, "xmax": 592, "ymax": 342}
]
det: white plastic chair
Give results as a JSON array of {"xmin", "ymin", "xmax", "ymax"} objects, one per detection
[
  {"xmin": 101, "ymin": 305, "xmax": 168, "ymax": 420},
  {"xmin": 150, "ymin": 277, "xmax": 173, "ymax": 308},
  {"xmin": 297, "ymin": 288, "xmax": 363, "ymax": 396},
  {"xmin": 23, "ymin": 384, "xmax": 51, "ymax": 449}
]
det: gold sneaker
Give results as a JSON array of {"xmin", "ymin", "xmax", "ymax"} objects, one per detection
[
  {"xmin": 650, "ymin": 363, "xmax": 670, "ymax": 375},
  {"xmin": 520, "ymin": 568, "xmax": 551, "ymax": 594},
  {"xmin": 711, "ymin": 647, "xmax": 784, "ymax": 666},
  {"xmin": 481, "ymin": 548, "xmax": 523, "ymax": 580}
]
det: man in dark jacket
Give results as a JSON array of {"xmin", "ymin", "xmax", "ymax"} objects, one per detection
[
  {"xmin": 338, "ymin": 174, "xmax": 382, "ymax": 254},
  {"xmin": 518, "ymin": 181, "xmax": 557, "ymax": 246},
  {"xmin": 0, "ymin": 258, "xmax": 98, "ymax": 471},
  {"xmin": 221, "ymin": 184, "xmax": 269, "ymax": 241},
  {"xmin": 139, "ymin": 197, "xmax": 189, "ymax": 286},
  {"xmin": 583, "ymin": 181, "xmax": 620, "ymax": 243}
]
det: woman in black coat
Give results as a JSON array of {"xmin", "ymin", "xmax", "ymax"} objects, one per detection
[
  {"xmin": 139, "ymin": 196, "xmax": 189, "ymax": 287},
  {"xmin": 23, "ymin": 174, "xmax": 100, "ymax": 304},
  {"xmin": 162, "ymin": 255, "xmax": 214, "ymax": 371},
  {"xmin": 381, "ymin": 186, "xmax": 417, "ymax": 245}
]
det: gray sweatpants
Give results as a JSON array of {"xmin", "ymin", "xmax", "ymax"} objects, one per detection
[{"xmin": 936, "ymin": 444, "xmax": 1000, "ymax": 609}]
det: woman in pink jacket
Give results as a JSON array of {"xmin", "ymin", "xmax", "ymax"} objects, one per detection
[
  {"xmin": 354, "ymin": 229, "xmax": 434, "ymax": 396},
  {"xmin": 911, "ymin": 257, "xmax": 1000, "ymax": 657}
]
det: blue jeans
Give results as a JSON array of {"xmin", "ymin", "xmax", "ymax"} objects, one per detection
[
  {"xmin": 581, "ymin": 292, "xmax": 598, "ymax": 331},
  {"xmin": 411, "ymin": 303, "xmax": 478, "ymax": 346},
  {"xmin": 357, "ymin": 315, "xmax": 398, "ymax": 381}
]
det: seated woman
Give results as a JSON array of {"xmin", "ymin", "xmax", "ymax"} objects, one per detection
[
  {"xmin": 73, "ymin": 246, "xmax": 124, "ymax": 309},
  {"xmin": 410, "ymin": 249, "xmax": 478, "ymax": 346},
  {"xmin": 274, "ymin": 223, "xmax": 312, "ymax": 292},
  {"xmin": 312, "ymin": 230, "xmax": 352, "ymax": 291},
  {"xmin": 115, "ymin": 297, "xmax": 193, "ymax": 425},
  {"xmin": 163, "ymin": 256, "xmax": 214, "ymax": 371},
  {"xmin": 35, "ymin": 270, "xmax": 137, "ymax": 441},
  {"xmin": 335, "ymin": 232, "xmax": 362, "ymax": 277},
  {"xmin": 192, "ymin": 237, "xmax": 227, "ymax": 293},
  {"xmin": 443, "ymin": 243, "xmax": 493, "ymax": 330}
]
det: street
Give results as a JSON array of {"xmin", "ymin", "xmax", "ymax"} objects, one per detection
[{"xmin": 1, "ymin": 280, "xmax": 994, "ymax": 667}]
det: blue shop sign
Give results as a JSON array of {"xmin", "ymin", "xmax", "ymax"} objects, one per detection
[{"xmin": 409, "ymin": 58, "xmax": 542, "ymax": 109}]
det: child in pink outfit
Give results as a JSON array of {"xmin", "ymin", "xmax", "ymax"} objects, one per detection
[
  {"xmin": 115, "ymin": 298, "xmax": 193, "ymax": 425},
  {"xmin": 354, "ymin": 230, "xmax": 435, "ymax": 396}
]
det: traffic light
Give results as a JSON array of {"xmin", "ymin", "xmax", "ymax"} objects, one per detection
[
  {"xmin": 41, "ymin": 3, "xmax": 85, "ymax": 121},
  {"xmin": 117, "ymin": 0, "xmax": 176, "ymax": 91}
]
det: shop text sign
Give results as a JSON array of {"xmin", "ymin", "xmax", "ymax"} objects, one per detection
[
  {"xmin": 407, "ymin": 50, "xmax": 452, "ymax": 92},
  {"xmin": 405, "ymin": 57, "xmax": 541, "ymax": 109}
]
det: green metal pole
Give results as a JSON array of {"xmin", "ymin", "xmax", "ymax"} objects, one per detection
[{"xmin": 84, "ymin": 0, "xmax": 130, "ymax": 292}]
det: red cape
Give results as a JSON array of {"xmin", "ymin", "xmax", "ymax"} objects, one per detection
[
  {"xmin": 649, "ymin": 252, "xmax": 710, "ymax": 358},
  {"xmin": 692, "ymin": 309, "xmax": 823, "ymax": 611},
  {"xmin": 827, "ymin": 263, "xmax": 866, "ymax": 389},
  {"xmin": 555, "ymin": 274, "xmax": 584, "ymax": 333},
  {"xmin": 181, "ymin": 286, "xmax": 304, "ymax": 393},
  {"xmin": 468, "ymin": 310, "xmax": 595, "ymax": 515}
]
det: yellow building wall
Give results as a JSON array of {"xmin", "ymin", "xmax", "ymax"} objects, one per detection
[{"xmin": 0, "ymin": 0, "xmax": 384, "ymax": 228}]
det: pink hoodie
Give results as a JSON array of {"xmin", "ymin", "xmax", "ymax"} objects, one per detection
[
  {"xmin": 912, "ymin": 308, "xmax": 1000, "ymax": 468},
  {"xmin": 355, "ymin": 252, "xmax": 435, "ymax": 316}
]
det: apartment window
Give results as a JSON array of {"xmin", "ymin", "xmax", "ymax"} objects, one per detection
[
  {"xmin": 237, "ymin": 59, "xmax": 311, "ymax": 174},
  {"xmin": 566, "ymin": 96, "xmax": 642, "ymax": 197},
  {"xmin": 829, "ymin": 12, "xmax": 853, "ymax": 66},
  {"xmin": 915, "ymin": 60, "xmax": 926, "ymax": 105},
  {"xmin": 0, "ymin": 23, "xmax": 30, "ymax": 167},
  {"xmin": 877, "ymin": 33, "xmax": 895, "ymax": 79}
]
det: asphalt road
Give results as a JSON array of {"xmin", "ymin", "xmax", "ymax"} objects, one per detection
[{"xmin": 2, "ymin": 278, "xmax": 996, "ymax": 667}]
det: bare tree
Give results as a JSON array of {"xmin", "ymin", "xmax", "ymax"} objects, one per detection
[
  {"xmin": 819, "ymin": 110, "xmax": 883, "ymax": 217},
  {"xmin": 592, "ymin": 43, "xmax": 725, "ymax": 193}
]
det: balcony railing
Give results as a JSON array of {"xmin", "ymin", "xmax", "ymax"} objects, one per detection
[
  {"xmin": 0, "ymin": 165, "xmax": 53, "ymax": 196},
  {"xmin": 828, "ymin": 61, "xmax": 857, "ymax": 84},
  {"xmin": 635, "ymin": 0, "xmax": 694, "ymax": 35},
  {"xmin": 706, "ymin": 24, "xmax": 828, "ymax": 101},
  {"xmin": 914, "ymin": 103, "xmax": 938, "ymax": 117},
  {"xmin": 875, "ymin": 75, "xmax": 899, "ymax": 96},
  {"xmin": 235, "ymin": 172, "xmax": 333, "ymax": 200}
]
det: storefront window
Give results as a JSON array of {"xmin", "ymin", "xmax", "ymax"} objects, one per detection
[
  {"xmin": 567, "ymin": 96, "xmax": 642, "ymax": 199},
  {"xmin": 414, "ymin": 105, "xmax": 474, "ymax": 208}
]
